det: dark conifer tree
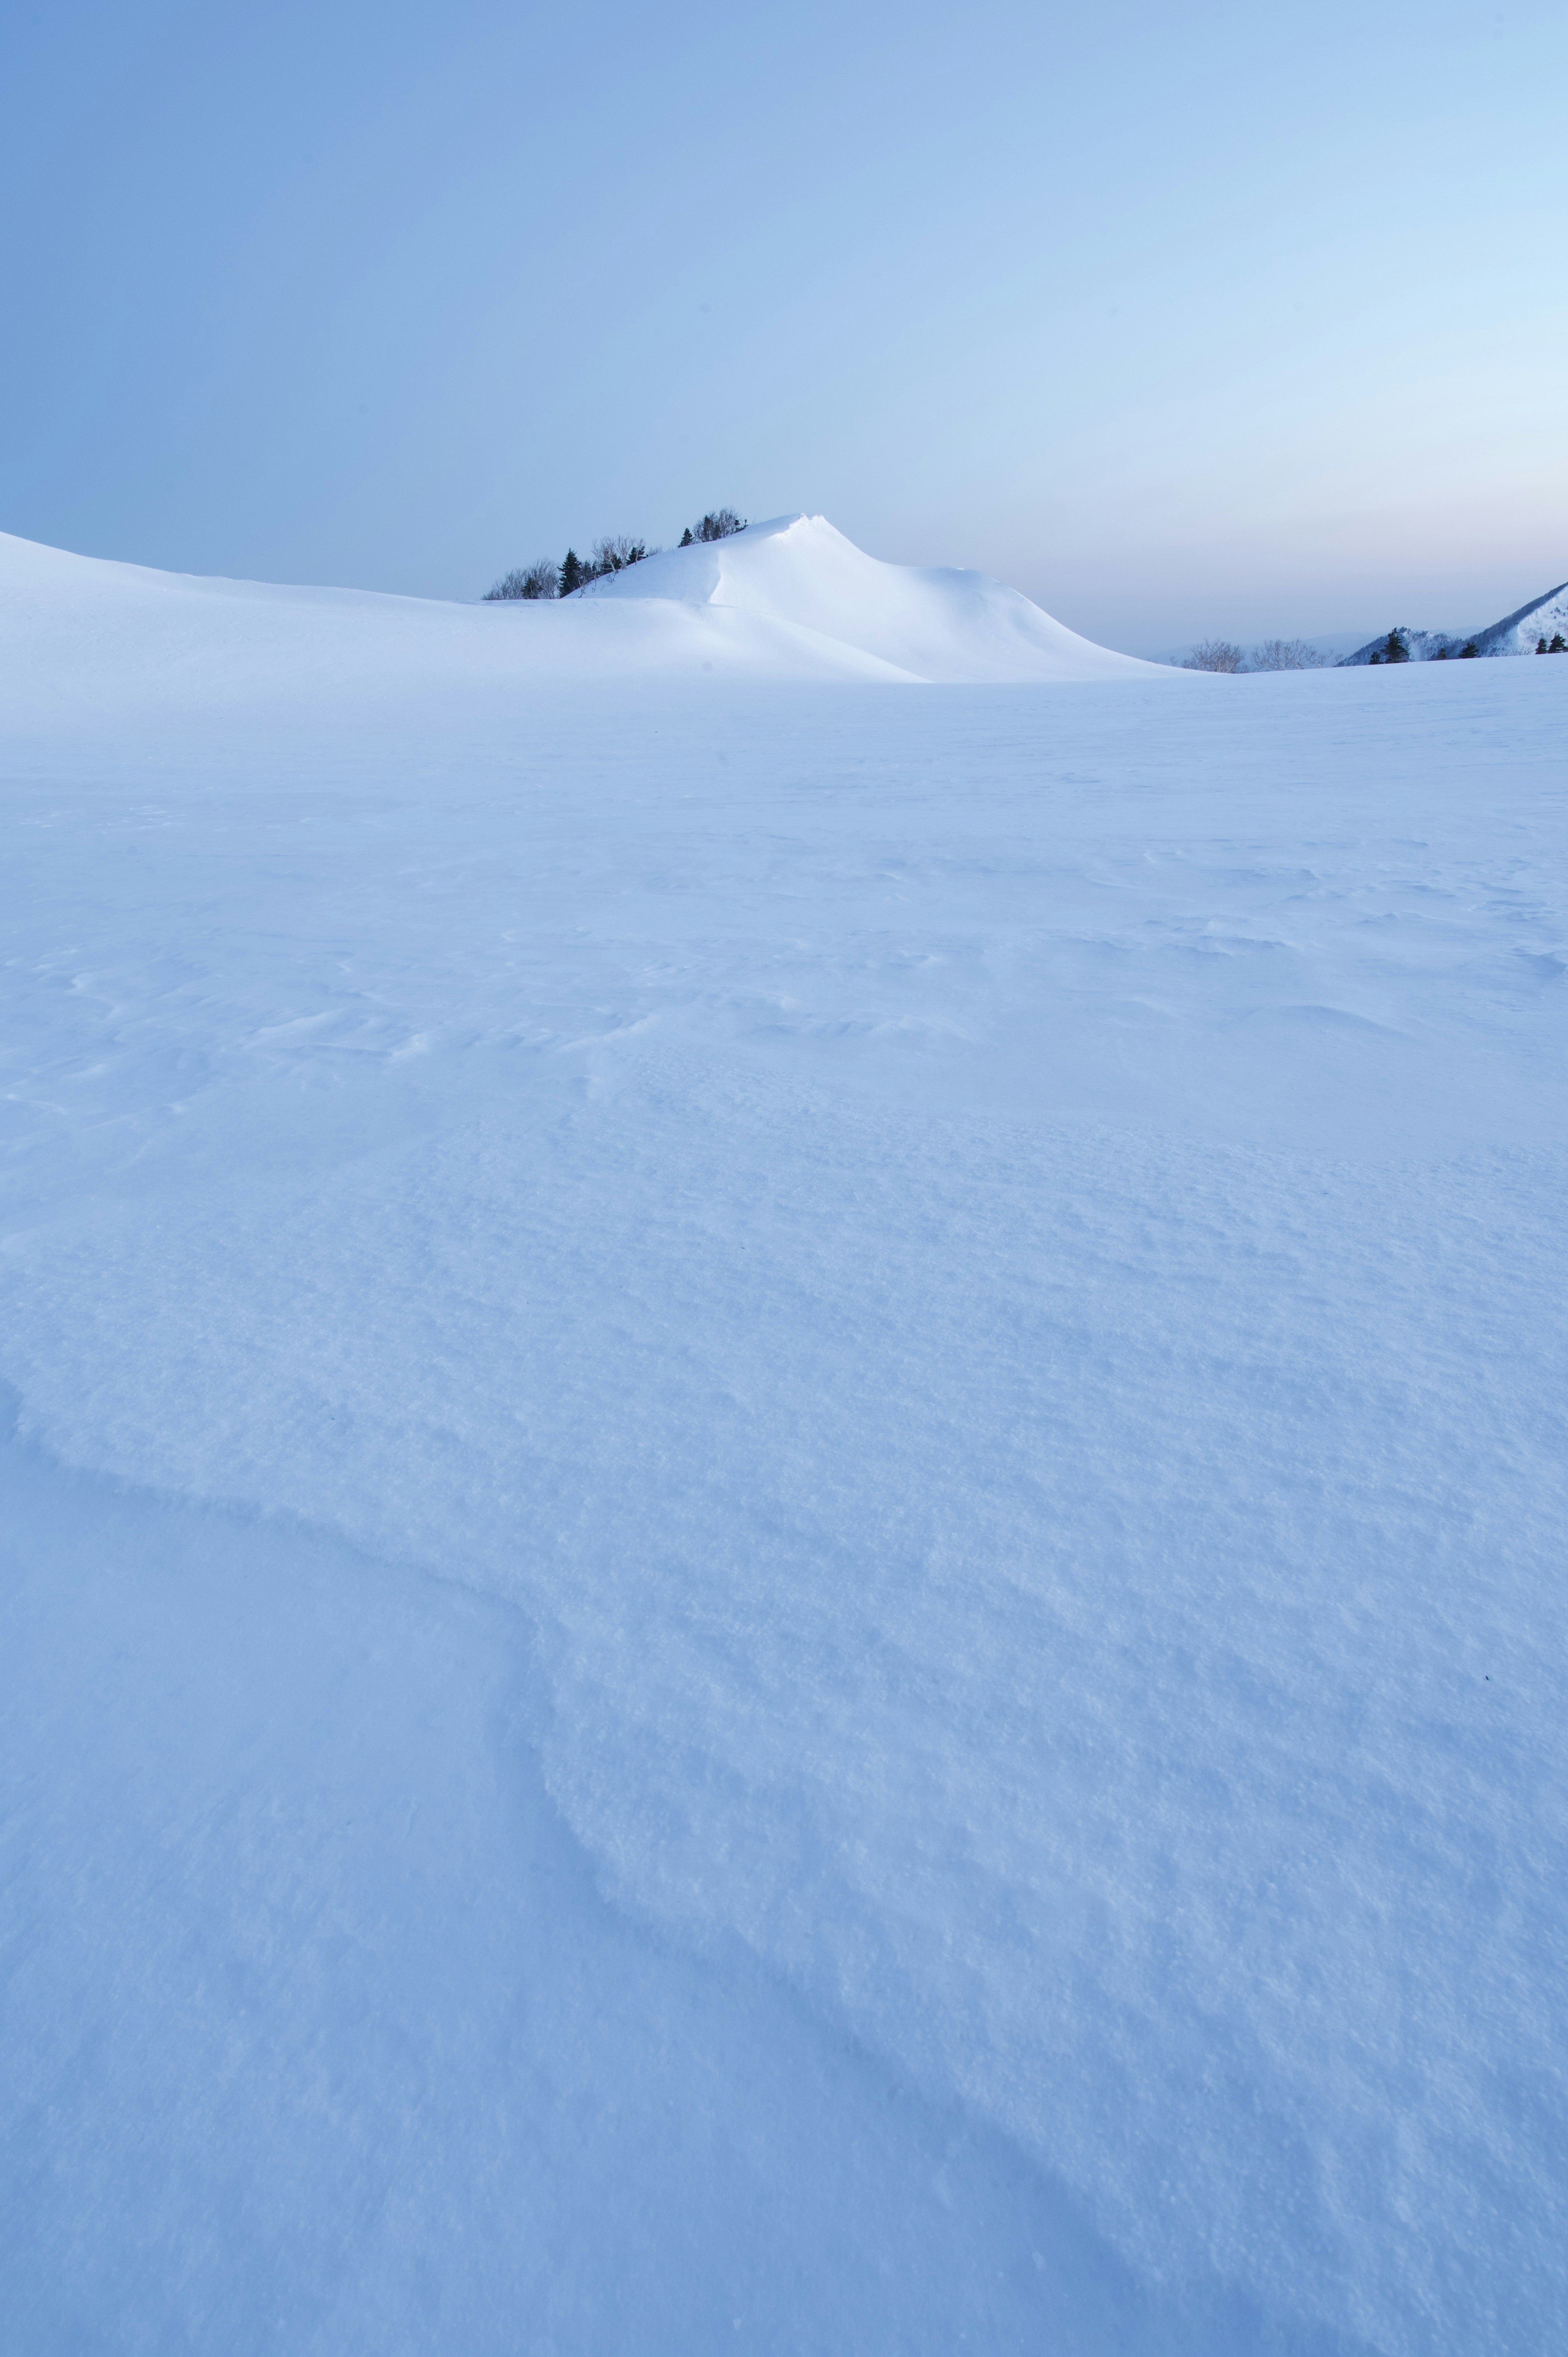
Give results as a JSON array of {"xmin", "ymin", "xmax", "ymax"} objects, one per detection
[
  {"xmin": 679, "ymin": 527, "xmax": 694, "ymax": 546},
  {"xmin": 559, "ymin": 549, "xmax": 585, "ymax": 597}
]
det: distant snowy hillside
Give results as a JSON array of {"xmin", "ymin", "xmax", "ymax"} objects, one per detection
[
  {"xmin": 1469, "ymin": 577, "xmax": 1568, "ymax": 656},
  {"xmin": 1339, "ymin": 626, "xmax": 1460, "ymax": 665},
  {"xmin": 1340, "ymin": 578, "xmax": 1568, "ymax": 662},
  {"xmin": 577, "ymin": 513, "xmax": 1160, "ymax": 682}
]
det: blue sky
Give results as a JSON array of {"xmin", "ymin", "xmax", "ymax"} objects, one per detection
[{"xmin": 2, "ymin": 0, "xmax": 1562, "ymax": 649}]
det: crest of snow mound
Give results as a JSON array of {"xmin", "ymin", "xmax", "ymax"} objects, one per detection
[{"xmin": 577, "ymin": 514, "xmax": 1163, "ymax": 682}]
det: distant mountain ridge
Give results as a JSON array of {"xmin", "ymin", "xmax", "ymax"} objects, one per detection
[{"xmin": 1340, "ymin": 579, "xmax": 1568, "ymax": 664}]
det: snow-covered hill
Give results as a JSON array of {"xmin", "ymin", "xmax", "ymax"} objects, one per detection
[
  {"xmin": 577, "ymin": 512, "xmax": 1158, "ymax": 681},
  {"xmin": 0, "ymin": 515, "xmax": 1160, "ymax": 719},
  {"xmin": 2, "ymin": 520, "xmax": 1566, "ymax": 2357}
]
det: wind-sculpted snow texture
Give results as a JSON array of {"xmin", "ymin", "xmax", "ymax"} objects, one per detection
[{"xmin": 1, "ymin": 525, "xmax": 1565, "ymax": 2356}]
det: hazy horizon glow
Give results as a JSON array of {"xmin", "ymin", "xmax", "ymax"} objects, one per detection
[{"xmin": 2, "ymin": 0, "xmax": 1562, "ymax": 651}]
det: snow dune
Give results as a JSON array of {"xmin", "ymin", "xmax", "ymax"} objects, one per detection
[{"xmin": 1, "ymin": 520, "xmax": 1565, "ymax": 2356}]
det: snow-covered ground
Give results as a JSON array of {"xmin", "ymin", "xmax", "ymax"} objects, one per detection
[{"xmin": 2, "ymin": 521, "xmax": 1565, "ymax": 2355}]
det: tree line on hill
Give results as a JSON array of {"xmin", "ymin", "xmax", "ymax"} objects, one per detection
[{"xmin": 483, "ymin": 510, "xmax": 746, "ymax": 601}]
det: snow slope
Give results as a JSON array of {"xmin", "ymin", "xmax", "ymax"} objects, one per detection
[{"xmin": 2, "ymin": 528, "xmax": 1566, "ymax": 2356}]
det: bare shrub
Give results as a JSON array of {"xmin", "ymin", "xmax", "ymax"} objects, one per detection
[
  {"xmin": 589, "ymin": 535, "xmax": 650, "ymax": 575},
  {"xmin": 1250, "ymin": 638, "xmax": 1326, "ymax": 671},
  {"xmin": 484, "ymin": 560, "xmax": 557, "ymax": 601},
  {"xmin": 1182, "ymin": 639, "xmax": 1247, "ymax": 672}
]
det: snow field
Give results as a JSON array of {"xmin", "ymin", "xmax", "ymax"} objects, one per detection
[
  {"xmin": 7, "ymin": 1410, "xmax": 1145, "ymax": 2355},
  {"xmin": 1, "ymin": 529, "xmax": 1566, "ymax": 2353}
]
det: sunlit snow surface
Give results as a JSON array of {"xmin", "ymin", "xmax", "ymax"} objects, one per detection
[{"xmin": 1, "ymin": 525, "xmax": 1565, "ymax": 2354}]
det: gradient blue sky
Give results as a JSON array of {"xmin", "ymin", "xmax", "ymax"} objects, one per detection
[{"xmin": 2, "ymin": 0, "xmax": 1562, "ymax": 649}]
